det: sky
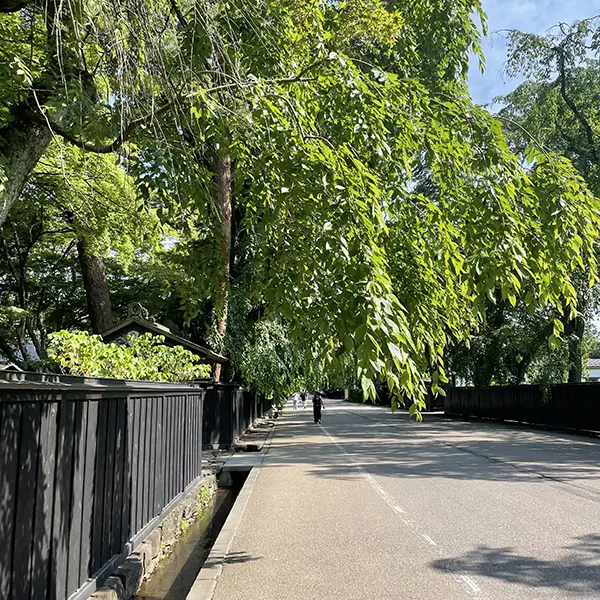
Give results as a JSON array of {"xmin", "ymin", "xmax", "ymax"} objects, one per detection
[{"xmin": 467, "ymin": 0, "xmax": 597, "ymax": 104}]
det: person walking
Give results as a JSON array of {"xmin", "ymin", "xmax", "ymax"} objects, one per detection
[
  {"xmin": 292, "ymin": 393, "xmax": 299, "ymax": 410},
  {"xmin": 301, "ymin": 391, "xmax": 307, "ymax": 409},
  {"xmin": 312, "ymin": 391, "xmax": 324, "ymax": 424}
]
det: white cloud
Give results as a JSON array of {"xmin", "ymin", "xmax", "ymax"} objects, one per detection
[{"xmin": 468, "ymin": 0, "xmax": 597, "ymax": 104}]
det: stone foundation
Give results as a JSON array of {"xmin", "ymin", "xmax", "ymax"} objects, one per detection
[{"xmin": 91, "ymin": 469, "xmax": 218, "ymax": 600}]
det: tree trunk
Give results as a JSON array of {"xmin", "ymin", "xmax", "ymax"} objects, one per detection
[
  {"xmin": 212, "ymin": 149, "xmax": 232, "ymax": 382},
  {"xmin": 26, "ymin": 318, "xmax": 45, "ymax": 360},
  {"xmin": 16, "ymin": 320, "xmax": 30, "ymax": 364},
  {"xmin": 0, "ymin": 115, "xmax": 53, "ymax": 225},
  {"xmin": 566, "ymin": 315, "xmax": 584, "ymax": 383},
  {"xmin": 76, "ymin": 238, "xmax": 113, "ymax": 334}
]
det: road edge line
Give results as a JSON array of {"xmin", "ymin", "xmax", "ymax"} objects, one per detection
[{"xmin": 185, "ymin": 417, "xmax": 279, "ymax": 600}]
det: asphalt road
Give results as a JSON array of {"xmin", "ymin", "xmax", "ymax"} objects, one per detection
[{"xmin": 212, "ymin": 398, "xmax": 600, "ymax": 600}]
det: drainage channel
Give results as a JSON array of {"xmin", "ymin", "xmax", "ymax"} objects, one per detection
[{"xmin": 135, "ymin": 471, "xmax": 249, "ymax": 600}]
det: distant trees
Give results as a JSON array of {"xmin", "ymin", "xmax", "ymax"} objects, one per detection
[{"xmin": 451, "ymin": 16, "xmax": 600, "ymax": 385}]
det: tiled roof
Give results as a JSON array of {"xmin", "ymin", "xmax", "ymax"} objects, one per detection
[
  {"xmin": 101, "ymin": 316, "xmax": 227, "ymax": 363},
  {"xmin": 588, "ymin": 358, "xmax": 600, "ymax": 368}
]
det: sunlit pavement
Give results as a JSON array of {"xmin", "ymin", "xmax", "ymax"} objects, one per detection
[{"xmin": 212, "ymin": 398, "xmax": 600, "ymax": 600}]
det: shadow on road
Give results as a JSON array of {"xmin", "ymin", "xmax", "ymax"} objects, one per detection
[
  {"xmin": 431, "ymin": 534, "xmax": 600, "ymax": 595},
  {"xmin": 263, "ymin": 401, "xmax": 600, "ymax": 491},
  {"xmin": 224, "ymin": 551, "xmax": 262, "ymax": 565}
]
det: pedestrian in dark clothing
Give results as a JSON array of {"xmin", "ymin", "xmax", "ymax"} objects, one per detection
[{"xmin": 312, "ymin": 392, "xmax": 324, "ymax": 424}]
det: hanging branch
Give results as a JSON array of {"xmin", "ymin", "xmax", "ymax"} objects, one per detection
[{"xmin": 556, "ymin": 46, "xmax": 599, "ymax": 163}]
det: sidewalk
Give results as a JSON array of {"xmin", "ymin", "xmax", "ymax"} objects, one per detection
[{"xmin": 210, "ymin": 399, "xmax": 473, "ymax": 600}]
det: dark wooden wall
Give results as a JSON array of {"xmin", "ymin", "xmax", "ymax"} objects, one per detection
[
  {"xmin": 0, "ymin": 376, "xmax": 204, "ymax": 600},
  {"xmin": 445, "ymin": 383, "xmax": 600, "ymax": 431},
  {"xmin": 202, "ymin": 384, "xmax": 272, "ymax": 449}
]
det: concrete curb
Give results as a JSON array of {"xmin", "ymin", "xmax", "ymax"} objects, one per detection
[
  {"xmin": 261, "ymin": 419, "xmax": 277, "ymax": 455},
  {"xmin": 185, "ymin": 416, "xmax": 279, "ymax": 600}
]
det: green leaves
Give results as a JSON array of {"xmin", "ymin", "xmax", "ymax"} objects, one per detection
[
  {"xmin": 2, "ymin": 1, "xmax": 598, "ymax": 409},
  {"xmin": 361, "ymin": 375, "xmax": 376, "ymax": 401},
  {"xmin": 48, "ymin": 331, "xmax": 211, "ymax": 381}
]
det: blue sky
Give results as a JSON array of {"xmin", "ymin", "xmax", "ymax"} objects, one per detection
[{"xmin": 468, "ymin": 0, "xmax": 597, "ymax": 104}]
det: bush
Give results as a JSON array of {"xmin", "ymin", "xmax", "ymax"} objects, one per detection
[{"xmin": 48, "ymin": 330, "xmax": 211, "ymax": 382}]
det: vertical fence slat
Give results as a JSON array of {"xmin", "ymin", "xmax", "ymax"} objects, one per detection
[
  {"xmin": 151, "ymin": 395, "xmax": 158, "ymax": 521},
  {"xmin": 50, "ymin": 399, "xmax": 75, "ymax": 600},
  {"xmin": 175, "ymin": 395, "xmax": 181, "ymax": 493},
  {"xmin": 66, "ymin": 400, "xmax": 87, "ymax": 598},
  {"xmin": 137, "ymin": 398, "xmax": 148, "ymax": 535},
  {"xmin": 13, "ymin": 403, "xmax": 41, "ymax": 600},
  {"xmin": 195, "ymin": 394, "xmax": 201, "ymax": 477},
  {"xmin": 163, "ymin": 395, "xmax": 168, "ymax": 512},
  {"xmin": 164, "ymin": 394, "xmax": 171, "ymax": 510},
  {"xmin": 155, "ymin": 395, "xmax": 164, "ymax": 517},
  {"xmin": 173, "ymin": 394, "xmax": 180, "ymax": 493},
  {"xmin": 111, "ymin": 398, "xmax": 126, "ymax": 556},
  {"xmin": 101, "ymin": 399, "xmax": 117, "ymax": 566},
  {"xmin": 91, "ymin": 398, "xmax": 108, "ymax": 575},
  {"xmin": 79, "ymin": 399, "xmax": 97, "ymax": 588},
  {"xmin": 179, "ymin": 395, "xmax": 185, "ymax": 492},
  {"xmin": 30, "ymin": 402, "xmax": 58, "ymax": 600},
  {"xmin": 143, "ymin": 395, "xmax": 153, "ymax": 525},
  {"xmin": 194, "ymin": 395, "xmax": 199, "ymax": 475},
  {"xmin": 121, "ymin": 395, "xmax": 133, "ymax": 552},
  {"xmin": 144, "ymin": 396, "xmax": 154, "ymax": 524},
  {"xmin": 129, "ymin": 397, "xmax": 139, "ymax": 545},
  {"xmin": 0, "ymin": 403, "xmax": 20, "ymax": 599},
  {"xmin": 199, "ymin": 393, "xmax": 204, "ymax": 475},
  {"xmin": 191, "ymin": 395, "xmax": 197, "ymax": 479},
  {"xmin": 183, "ymin": 396, "xmax": 188, "ymax": 488}
]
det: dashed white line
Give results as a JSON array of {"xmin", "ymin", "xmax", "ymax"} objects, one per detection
[
  {"xmin": 319, "ymin": 422, "xmax": 483, "ymax": 597},
  {"xmin": 321, "ymin": 425, "xmax": 407, "ymax": 515}
]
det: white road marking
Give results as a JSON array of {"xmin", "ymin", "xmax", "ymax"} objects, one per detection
[
  {"xmin": 462, "ymin": 576, "xmax": 481, "ymax": 593},
  {"xmin": 320, "ymin": 425, "xmax": 408, "ymax": 516},
  {"xmin": 320, "ymin": 423, "xmax": 484, "ymax": 597}
]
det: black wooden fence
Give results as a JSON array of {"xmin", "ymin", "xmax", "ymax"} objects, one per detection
[
  {"xmin": 445, "ymin": 383, "xmax": 600, "ymax": 431},
  {"xmin": 0, "ymin": 373, "xmax": 205, "ymax": 600},
  {"xmin": 202, "ymin": 383, "xmax": 272, "ymax": 449}
]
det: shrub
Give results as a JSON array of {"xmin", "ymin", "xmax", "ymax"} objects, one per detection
[{"xmin": 48, "ymin": 330, "xmax": 211, "ymax": 381}]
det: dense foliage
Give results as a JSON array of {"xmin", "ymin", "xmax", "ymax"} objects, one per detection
[
  {"xmin": 48, "ymin": 331, "xmax": 211, "ymax": 381},
  {"xmin": 0, "ymin": 141, "xmax": 160, "ymax": 366},
  {"xmin": 1, "ymin": 2, "xmax": 599, "ymax": 403}
]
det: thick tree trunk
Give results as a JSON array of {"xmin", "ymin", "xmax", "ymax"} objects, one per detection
[
  {"xmin": 16, "ymin": 321, "xmax": 30, "ymax": 364},
  {"xmin": 212, "ymin": 149, "xmax": 232, "ymax": 382},
  {"xmin": 76, "ymin": 238, "xmax": 113, "ymax": 334},
  {"xmin": 25, "ymin": 318, "xmax": 45, "ymax": 360},
  {"xmin": 0, "ymin": 116, "xmax": 53, "ymax": 225}
]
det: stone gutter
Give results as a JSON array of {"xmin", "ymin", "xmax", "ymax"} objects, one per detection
[
  {"xmin": 90, "ymin": 470, "xmax": 218, "ymax": 600},
  {"xmin": 90, "ymin": 416, "xmax": 275, "ymax": 600}
]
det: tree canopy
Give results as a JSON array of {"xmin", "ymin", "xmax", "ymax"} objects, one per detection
[{"xmin": 1, "ymin": 1, "xmax": 599, "ymax": 403}]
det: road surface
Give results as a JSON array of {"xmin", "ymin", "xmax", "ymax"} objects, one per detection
[{"xmin": 212, "ymin": 398, "xmax": 600, "ymax": 599}]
